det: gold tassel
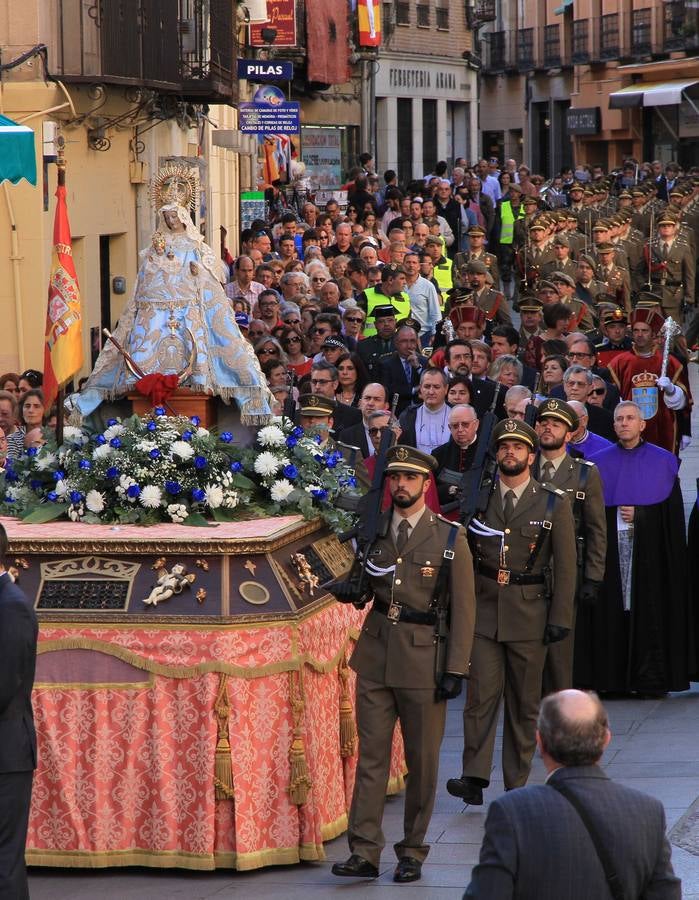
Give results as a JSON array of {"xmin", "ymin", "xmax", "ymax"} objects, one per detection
[
  {"xmin": 213, "ymin": 673, "xmax": 235, "ymax": 800},
  {"xmin": 288, "ymin": 669, "xmax": 312, "ymax": 805},
  {"xmin": 338, "ymin": 653, "xmax": 358, "ymax": 758}
]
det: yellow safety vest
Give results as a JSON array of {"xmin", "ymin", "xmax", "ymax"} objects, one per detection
[
  {"xmin": 499, "ymin": 201, "xmax": 524, "ymax": 245},
  {"xmin": 432, "ymin": 256, "xmax": 453, "ymax": 303},
  {"xmin": 363, "ymin": 287, "xmax": 412, "ymax": 337}
]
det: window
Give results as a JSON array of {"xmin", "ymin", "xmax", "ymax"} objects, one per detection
[
  {"xmin": 601, "ymin": 13, "xmax": 619, "ymax": 59},
  {"xmin": 632, "ymin": 8, "xmax": 652, "ymax": 56},
  {"xmin": 544, "ymin": 24, "xmax": 561, "ymax": 66},
  {"xmin": 572, "ymin": 19, "xmax": 589, "ymax": 62},
  {"xmin": 489, "ymin": 30, "xmax": 506, "ymax": 68},
  {"xmin": 396, "ymin": 1, "xmax": 410, "ymax": 24},
  {"xmin": 417, "ymin": 3, "xmax": 431, "ymax": 27},
  {"xmin": 436, "ymin": 6, "xmax": 449, "ymax": 29},
  {"xmin": 664, "ymin": 1, "xmax": 687, "ymax": 49},
  {"xmin": 517, "ymin": 28, "xmax": 534, "ymax": 69}
]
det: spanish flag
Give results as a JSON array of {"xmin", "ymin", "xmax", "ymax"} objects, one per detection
[{"xmin": 43, "ymin": 165, "xmax": 83, "ymax": 409}]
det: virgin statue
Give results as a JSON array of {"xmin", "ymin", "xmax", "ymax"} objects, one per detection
[{"xmin": 71, "ymin": 166, "xmax": 272, "ymax": 424}]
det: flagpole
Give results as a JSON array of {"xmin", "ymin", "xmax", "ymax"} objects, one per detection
[{"xmin": 54, "ymin": 155, "xmax": 66, "ymax": 447}]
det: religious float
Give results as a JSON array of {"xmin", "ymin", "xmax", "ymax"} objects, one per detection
[{"xmin": 0, "ymin": 165, "xmax": 405, "ymax": 871}]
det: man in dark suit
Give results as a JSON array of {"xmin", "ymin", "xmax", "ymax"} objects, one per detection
[
  {"xmin": 380, "ymin": 325, "xmax": 429, "ymax": 417},
  {"xmin": 464, "ymin": 689, "xmax": 681, "ymax": 899},
  {"xmin": 444, "ymin": 340, "xmax": 506, "ymax": 421},
  {"xmin": 0, "ymin": 522, "xmax": 38, "ymax": 900},
  {"xmin": 338, "ymin": 382, "xmax": 390, "ymax": 458},
  {"xmin": 308, "ymin": 361, "xmax": 362, "ymax": 438}
]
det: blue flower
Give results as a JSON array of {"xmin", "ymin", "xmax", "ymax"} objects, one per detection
[
  {"xmin": 79, "ymin": 459, "xmax": 91, "ymax": 470},
  {"xmin": 325, "ymin": 456, "xmax": 337, "ymax": 469},
  {"xmin": 110, "ymin": 437, "xmax": 122, "ymax": 449},
  {"xmin": 106, "ymin": 466, "xmax": 119, "ymax": 479},
  {"xmin": 154, "ymin": 407, "xmax": 166, "ymax": 417},
  {"xmin": 107, "ymin": 418, "xmax": 118, "ymax": 427},
  {"xmin": 314, "ymin": 453, "xmax": 323, "ymax": 462},
  {"xmin": 311, "ymin": 488, "xmax": 329, "ymax": 501},
  {"xmin": 30, "ymin": 479, "xmax": 43, "ymax": 490},
  {"xmin": 95, "ymin": 434, "xmax": 106, "ymax": 446},
  {"xmin": 219, "ymin": 431, "xmax": 233, "ymax": 443},
  {"xmin": 314, "ymin": 434, "xmax": 322, "ymax": 444},
  {"xmin": 147, "ymin": 421, "xmax": 157, "ymax": 433},
  {"xmin": 54, "ymin": 470, "xmax": 65, "ymax": 481},
  {"xmin": 285, "ymin": 436, "xmax": 298, "ymax": 448},
  {"xmin": 126, "ymin": 484, "xmax": 140, "ymax": 499},
  {"xmin": 47, "ymin": 491, "xmax": 58, "ymax": 501},
  {"xmin": 292, "ymin": 426, "xmax": 304, "ymax": 438},
  {"xmin": 230, "ymin": 461, "xmax": 242, "ymax": 473},
  {"xmin": 192, "ymin": 488, "xmax": 206, "ymax": 502},
  {"xmin": 70, "ymin": 490, "xmax": 83, "ymax": 504},
  {"xmin": 149, "ymin": 448, "xmax": 161, "ymax": 460},
  {"xmin": 182, "ymin": 430, "xmax": 193, "ymax": 441},
  {"xmin": 26, "ymin": 447, "xmax": 38, "ymax": 458},
  {"xmin": 4, "ymin": 469, "xmax": 18, "ymax": 483},
  {"xmin": 165, "ymin": 480, "xmax": 182, "ymax": 495},
  {"xmin": 283, "ymin": 464, "xmax": 298, "ymax": 480},
  {"xmin": 190, "ymin": 415, "xmax": 201, "ymax": 426},
  {"xmin": 194, "ymin": 455, "xmax": 207, "ymax": 470},
  {"xmin": 347, "ymin": 476, "xmax": 357, "ymax": 488}
]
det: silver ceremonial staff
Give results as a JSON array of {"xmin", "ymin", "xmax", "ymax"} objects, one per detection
[{"xmin": 659, "ymin": 316, "xmax": 681, "ymax": 380}]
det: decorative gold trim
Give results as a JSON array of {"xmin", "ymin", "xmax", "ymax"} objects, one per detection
[
  {"xmin": 34, "ymin": 674, "xmax": 154, "ymax": 690},
  {"xmin": 319, "ymin": 812, "xmax": 348, "ymax": 843},
  {"xmin": 220, "ymin": 553, "xmax": 230, "ymax": 616}
]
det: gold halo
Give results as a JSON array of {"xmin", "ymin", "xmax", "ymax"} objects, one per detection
[{"xmin": 150, "ymin": 164, "xmax": 198, "ymax": 211}]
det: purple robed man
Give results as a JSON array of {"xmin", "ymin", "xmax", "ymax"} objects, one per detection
[{"xmin": 574, "ymin": 401, "xmax": 697, "ymax": 694}]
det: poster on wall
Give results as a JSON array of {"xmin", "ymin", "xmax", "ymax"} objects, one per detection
[
  {"xmin": 249, "ymin": 0, "xmax": 297, "ymax": 47},
  {"xmin": 357, "ymin": 0, "xmax": 381, "ymax": 47},
  {"xmin": 301, "ymin": 128, "xmax": 342, "ymax": 189}
]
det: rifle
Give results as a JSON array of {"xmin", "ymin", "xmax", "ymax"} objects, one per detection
[
  {"xmin": 458, "ymin": 409, "xmax": 499, "ymax": 528},
  {"xmin": 331, "ymin": 425, "xmax": 394, "ymax": 606}
]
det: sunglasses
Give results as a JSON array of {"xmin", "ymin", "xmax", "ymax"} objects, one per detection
[
  {"xmin": 345, "ymin": 316, "xmax": 364, "ymax": 324},
  {"xmin": 285, "ymin": 336, "xmax": 302, "ymax": 344},
  {"xmin": 258, "ymin": 348, "xmax": 279, "ymax": 355},
  {"xmin": 285, "ymin": 318, "xmax": 301, "ymax": 325},
  {"xmin": 590, "ymin": 387, "xmax": 606, "ymax": 396},
  {"xmin": 368, "ymin": 426, "xmax": 388, "ymax": 436}
]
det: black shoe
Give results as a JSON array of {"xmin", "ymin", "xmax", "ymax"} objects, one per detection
[
  {"xmin": 446, "ymin": 776, "xmax": 484, "ymax": 804},
  {"xmin": 331, "ymin": 854, "xmax": 379, "ymax": 878},
  {"xmin": 393, "ymin": 856, "xmax": 422, "ymax": 883}
]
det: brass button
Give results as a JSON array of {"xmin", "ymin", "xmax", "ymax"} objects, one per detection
[
  {"xmin": 504, "ymin": 528, "xmax": 511, "ymax": 535},
  {"xmin": 396, "ymin": 557, "xmax": 402, "ymax": 564},
  {"xmin": 504, "ymin": 545, "xmax": 509, "ymax": 552},
  {"xmin": 395, "ymin": 578, "xmax": 402, "ymax": 585},
  {"xmin": 425, "ymin": 560, "xmax": 431, "ymax": 565}
]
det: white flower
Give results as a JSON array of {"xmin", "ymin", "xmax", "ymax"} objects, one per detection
[
  {"xmin": 68, "ymin": 503, "xmax": 84, "ymax": 521},
  {"xmin": 54, "ymin": 479, "xmax": 68, "ymax": 497},
  {"xmin": 204, "ymin": 484, "xmax": 224, "ymax": 509},
  {"xmin": 92, "ymin": 444, "xmax": 112, "ymax": 460},
  {"xmin": 171, "ymin": 441, "xmax": 194, "ymax": 460},
  {"xmin": 62, "ymin": 425, "xmax": 88, "ymax": 446},
  {"xmin": 257, "ymin": 425, "xmax": 286, "ymax": 448},
  {"xmin": 103, "ymin": 423, "xmax": 125, "ymax": 441},
  {"xmin": 304, "ymin": 485, "xmax": 322, "ymax": 494},
  {"xmin": 119, "ymin": 474, "xmax": 135, "ymax": 489},
  {"xmin": 167, "ymin": 503, "xmax": 188, "ymax": 523},
  {"xmin": 85, "ymin": 490, "xmax": 105, "ymax": 513},
  {"xmin": 35, "ymin": 452, "xmax": 57, "ymax": 471},
  {"xmin": 270, "ymin": 479, "xmax": 295, "ymax": 503},
  {"xmin": 223, "ymin": 490, "xmax": 239, "ymax": 509},
  {"xmin": 137, "ymin": 440, "xmax": 157, "ymax": 452},
  {"xmin": 254, "ymin": 451, "xmax": 282, "ymax": 477},
  {"xmin": 140, "ymin": 485, "xmax": 163, "ymax": 508},
  {"xmin": 196, "ymin": 427, "xmax": 210, "ymax": 438}
]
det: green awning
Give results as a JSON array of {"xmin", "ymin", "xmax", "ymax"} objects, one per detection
[
  {"xmin": 554, "ymin": 0, "xmax": 573, "ymax": 14},
  {"xmin": 0, "ymin": 114, "xmax": 36, "ymax": 185}
]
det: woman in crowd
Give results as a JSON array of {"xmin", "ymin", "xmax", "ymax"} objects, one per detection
[
  {"xmin": 254, "ymin": 337, "xmax": 287, "ymax": 368},
  {"xmin": 540, "ymin": 354, "xmax": 568, "ymax": 396},
  {"xmin": 342, "ymin": 306, "xmax": 365, "ymax": 342},
  {"xmin": 335, "ymin": 352, "xmax": 369, "ymax": 407},
  {"xmin": 447, "ymin": 375, "xmax": 472, "ymax": 407},
  {"xmin": 18, "ymin": 369, "xmax": 43, "ymax": 397},
  {"xmin": 499, "ymin": 171, "xmax": 512, "ymax": 199},
  {"xmin": 0, "ymin": 372, "xmax": 20, "ymax": 398},
  {"xmin": 361, "ymin": 209, "xmax": 389, "ymax": 249},
  {"xmin": 489, "ymin": 354, "xmax": 523, "ymax": 389},
  {"xmin": 280, "ymin": 327, "xmax": 312, "ymax": 381},
  {"xmin": 19, "ymin": 388, "xmax": 46, "ymax": 432}
]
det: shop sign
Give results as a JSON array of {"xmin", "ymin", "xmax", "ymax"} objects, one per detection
[{"xmin": 566, "ymin": 107, "xmax": 601, "ymax": 135}]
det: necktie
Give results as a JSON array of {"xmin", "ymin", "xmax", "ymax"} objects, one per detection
[
  {"xmin": 396, "ymin": 519, "xmax": 410, "ymax": 553},
  {"xmin": 662, "ymin": 243, "xmax": 670, "ymax": 259},
  {"xmin": 403, "ymin": 359, "xmax": 412, "ymax": 384},
  {"xmin": 541, "ymin": 461, "xmax": 554, "ymax": 483},
  {"xmin": 503, "ymin": 489, "xmax": 516, "ymax": 522}
]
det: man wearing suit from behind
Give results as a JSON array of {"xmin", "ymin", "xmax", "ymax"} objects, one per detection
[
  {"xmin": 464, "ymin": 689, "xmax": 681, "ymax": 899},
  {"xmin": 0, "ymin": 522, "xmax": 38, "ymax": 900},
  {"xmin": 332, "ymin": 446, "xmax": 475, "ymax": 883},
  {"xmin": 447, "ymin": 419, "xmax": 577, "ymax": 805},
  {"xmin": 533, "ymin": 399, "xmax": 607, "ymax": 694}
]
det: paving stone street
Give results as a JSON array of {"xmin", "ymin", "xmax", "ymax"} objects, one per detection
[{"xmin": 28, "ymin": 366, "xmax": 699, "ymax": 899}]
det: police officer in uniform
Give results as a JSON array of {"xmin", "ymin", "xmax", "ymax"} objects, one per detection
[
  {"xmin": 332, "ymin": 446, "xmax": 475, "ymax": 883},
  {"xmin": 446, "ymin": 420, "xmax": 577, "ymax": 805},
  {"xmin": 533, "ymin": 399, "xmax": 607, "ymax": 693},
  {"xmin": 357, "ymin": 303, "xmax": 399, "ymax": 378}
]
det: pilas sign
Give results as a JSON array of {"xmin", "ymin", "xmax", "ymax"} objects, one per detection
[{"xmin": 237, "ymin": 59, "xmax": 294, "ymax": 81}]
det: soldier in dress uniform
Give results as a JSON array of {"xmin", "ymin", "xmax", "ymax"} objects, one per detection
[
  {"xmin": 550, "ymin": 272, "xmax": 596, "ymax": 332},
  {"xmin": 454, "ymin": 225, "xmax": 500, "ymax": 288},
  {"xmin": 540, "ymin": 235, "xmax": 577, "ymax": 280},
  {"xmin": 647, "ymin": 213, "xmax": 696, "ymax": 323},
  {"xmin": 533, "ymin": 399, "xmax": 607, "ymax": 693},
  {"xmin": 518, "ymin": 295, "xmax": 544, "ymax": 347},
  {"xmin": 595, "ymin": 306, "xmax": 633, "ymax": 368},
  {"xmin": 594, "ymin": 241, "xmax": 632, "ymax": 314},
  {"xmin": 466, "ymin": 260, "xmax": 513, "ymax": 326},
  {"xmin": 332, "ymin": 446, "xmax": 475, "ymax": 883},
  {"xmin": 446, "ymin": 420, "xmax": 577, "ymax": 805}
]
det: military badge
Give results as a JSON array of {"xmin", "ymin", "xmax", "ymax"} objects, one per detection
[{"xmin": 421, "ymin": 566, "xmax": 435, "ymax": 578}]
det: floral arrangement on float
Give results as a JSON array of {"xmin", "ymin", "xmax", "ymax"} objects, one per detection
[{"xmin": 0, "ymin": 411, "xmax": 360, "ymax": 531}]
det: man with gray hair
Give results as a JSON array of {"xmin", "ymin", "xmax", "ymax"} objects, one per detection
[
  {"xmin": 503, "ymin": 385, "xmax": 533, "ymax": 420},
  {"xmin": 566, "ymin": 400, "xmax": 612, "ymax": 458},
  {"xmin": 562, "ymin": 366, "xmax": 615, "ymax": 443},
  {"xmin": 432, "ymin": 404, "xmax": 480, "ymax": 513},
  {"xmin": 464, "ymin": 690, "xmax": 681, "ymax": 899}
]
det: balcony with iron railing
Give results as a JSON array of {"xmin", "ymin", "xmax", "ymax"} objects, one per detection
[
  {"xmin": 482, "ymin": 25, "xmax": 568, "ymax": 72},
  {"xmin": 54, "ymin": 0, "xmax": 237, "ymax": 102}
]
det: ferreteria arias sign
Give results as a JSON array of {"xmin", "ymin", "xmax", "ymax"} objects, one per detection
[
  {"xmin": 389, "ymin": 69, "xmax": 458, "ymax": 90},
  {"xmin": 375, "ymin": 57, "xmax": 472, "ymax": 100},
  {"xmin": 566, "ymin": 107, "xmax": 601, "ymax": 135}
]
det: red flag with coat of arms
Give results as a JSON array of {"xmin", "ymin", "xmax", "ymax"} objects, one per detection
[{"xmin": 43, "ymin": 165, "xmax": 83, "ymax": 409}]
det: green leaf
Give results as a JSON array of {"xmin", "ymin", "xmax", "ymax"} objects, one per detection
[
  {"xmin": 184, "ymin": 511, "xmax": 217, "ymax": 527},
  {"xmin": 21, "ymin": 503, "xmax": 65, "ymax": 524},
  {"xmin": 230, "ymin": 473, "xmax": 256, "ymax": 490},
  {"xmin": 211, "ymin": 507, "xmax": 239, "ymax": 522}
]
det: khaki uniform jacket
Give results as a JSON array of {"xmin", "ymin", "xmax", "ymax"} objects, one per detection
[
  {"xmin": 469, "ymin": 480, "xmax": 577, "ymax": 643},
  {"xmin": 534, "ymin": 454, "xmax": 607, "ymax": 583},
  {"xmin": 350, "ymin": 509, "xmax": 475, "ymax": 688}
]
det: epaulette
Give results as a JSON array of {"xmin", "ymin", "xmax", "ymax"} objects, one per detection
[
  {"xmin": 435, "ymin": 513, "xmax": 464, "ymax": 529},
  {"xmin": 542, "ymin": 483, "xmax": 566, "ymax": 498},
  {"xmin": 571, "ymin": 457, "xmax": 595, "ymax": 467}
]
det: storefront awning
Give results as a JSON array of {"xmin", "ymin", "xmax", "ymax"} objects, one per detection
[
  {"xmin": 554, "ymin": 0, "xmax": 573, "ymax": 15},
  {"xmin": 609, "ymin": 80, "xmax": 699, "ymax": 109},
  {"xmin": 0, "ymin": 114, "xmax": 36, "ymax": 185}
]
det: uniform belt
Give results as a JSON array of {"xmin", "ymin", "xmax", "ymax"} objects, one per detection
[
  {"xmin": 373, "ymin": 600, "xmax": 436, "ymax": 625},
  {"xmin": 652, "ymin": 280, "xmax": 683, "ymax": 288},
  {"xmin": 478, "ymin": 564, "xmax": 544, "ymax": 585}
]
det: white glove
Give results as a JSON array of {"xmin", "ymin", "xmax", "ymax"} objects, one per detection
[
  {"xmin": 656, "ymin": 375, "xmax": 673, "ymax": 394},
  {"xmin": 680, "ymin": 436, "xmax": 692, "ymax": 451}
]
